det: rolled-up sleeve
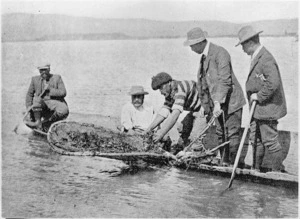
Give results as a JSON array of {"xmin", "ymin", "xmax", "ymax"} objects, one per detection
[{"xmin": 172, "ymin": 83, "xmax": 187, "ymax": 113}]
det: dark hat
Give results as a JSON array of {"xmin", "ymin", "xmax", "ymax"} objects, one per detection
[
  {"xmin": 128, "ymin": 86, "xmax": 149, "ymax": 95},
  {"xmin": 236, "ymin": 26, "xmax": 263, "ymax": 46},
  {"xmin": 183, "ymin": 27, "xmax": 207, "ymax": 47},
  {"xmin": 37, "ymin": 64, "xmax": 50, "ymax": 70},
  {"xmin": 151, "ymin": 72, "xmax": 172, "ymax": 90}
]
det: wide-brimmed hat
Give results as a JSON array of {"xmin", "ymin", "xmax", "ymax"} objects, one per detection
[
  {"xmin": 236, "ymin": 26, "xmax": 263, "ymax": 46},
  {"xmin": 128, "ymin": 86, "xmax": 149, "ymax": 95},
  {"xmin": 37, "ymin": 64, "xmax": 50, "ymax": 70},
  {"xmin": 183, "ymin": 27, "xmax": 206, "ymax": 47}
]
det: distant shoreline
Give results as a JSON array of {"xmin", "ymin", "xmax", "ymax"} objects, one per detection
[{"xmin": 2, "ymin": 34, "xmax": 298, "ymax": 43}]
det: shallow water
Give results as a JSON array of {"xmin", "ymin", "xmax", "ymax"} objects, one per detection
[{"xmin": 2, "ymin": 37, "xmax": 298, "ymax": 217}]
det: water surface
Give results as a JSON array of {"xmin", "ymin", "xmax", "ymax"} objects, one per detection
[{"xmin": 2, "ymin": 38, "xmax": 298, "ymax": 218}]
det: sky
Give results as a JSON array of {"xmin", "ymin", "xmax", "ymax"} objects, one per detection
[{"xmin": 1, "ymin": 0, "xmax": 299, "ymax": 23}]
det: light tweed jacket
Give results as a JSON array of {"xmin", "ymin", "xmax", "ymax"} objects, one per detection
[{"xmin": 25, "ymin": 74, "xmax": 67, "ymax": 108}]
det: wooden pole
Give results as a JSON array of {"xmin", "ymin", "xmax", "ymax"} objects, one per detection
[
  {"xmin": 227, "ymin": 100, "xmax": 257, "ymax": 189},
  {"xmin": 183, "ymin": 115, "xmax": 216, "ymax": 153}
]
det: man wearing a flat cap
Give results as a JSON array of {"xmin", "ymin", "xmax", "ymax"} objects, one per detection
[
  {"xmin": 184, "ymin": 27, "xmax": 246, "ymax": 167},
  {"xmin": 25, "ymin": 63, "xmax": 69, "ymax": 131},
  {"xmin": 145, "ymin": 72, "xmax": 203, "ymax": 154},
  {"xmin": 121, "ymin": 86, "xmax": 155, "ymax": 134},
  {"xmin": 236, "ymin": 26, "xmax": 287, "ymax": 172}
]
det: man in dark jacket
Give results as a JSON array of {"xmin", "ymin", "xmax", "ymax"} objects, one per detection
[
  {"xmin": 184, "ymin": 27, "xmax": 246, "ymax": 166},
  {"xmin": 25, "ymin": 64, "xmax": 69, "ymax": 131},
  {"xmin": 236, "ymin": 26, "xmax": 287, "ymax": 172}
]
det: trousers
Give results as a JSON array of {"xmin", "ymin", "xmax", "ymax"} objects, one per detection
[
  {"xmin": 32, "ymin": 97, "xmax": 69, "ymax": 121},
  {"xmin": 249, "ymin": 119, "xmax": 283, "ymax": 171},
  {"xmin": 215, "ymin": 108, "xmax": 243, "ymax": 165}
]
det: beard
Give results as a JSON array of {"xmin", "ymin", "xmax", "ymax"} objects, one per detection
[{"xmin": 132, "ymin": 100, "xmax": 143, "ymax": 108}]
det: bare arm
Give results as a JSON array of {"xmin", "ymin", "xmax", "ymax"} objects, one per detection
[
  {"xmin": 145, "ymin": 114, "xmax": 165, "ymax": 133},
  {"xmin": 153, "ymin": 109, "xmax": 181, "ymax": 142}
]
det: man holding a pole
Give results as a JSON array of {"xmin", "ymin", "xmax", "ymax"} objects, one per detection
[
  {"xmin": 236, "ymin": 26, "xmax": 287, "ymax": 172},
  {"xmin": 184, "ymin": 27, "xmax": 246, "ymax": 167}
]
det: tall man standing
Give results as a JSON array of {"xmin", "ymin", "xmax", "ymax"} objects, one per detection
[
  {"xmin": 236, "ymin": 26, "xmax": 287, "ymax": 172},
  {"xmin": 184, "ymin": 27, "xmax": 246, "ymax": 166}
]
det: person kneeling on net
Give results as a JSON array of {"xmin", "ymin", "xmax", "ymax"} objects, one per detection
[
  {"xmin": 25, "ymin": 63, "xmax": 69, "ymax": 132},
  {"xmin": 144, "ymin": 72, "xmax": 204, "ymax": 154},
  {"xmin": 120, "ymin": 86, "xmax": 155, "ymax": 135}
]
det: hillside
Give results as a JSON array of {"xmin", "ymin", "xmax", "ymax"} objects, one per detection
[{"xmin": 2, "ymin": 13, "xmax": 298, "ymax": 42}]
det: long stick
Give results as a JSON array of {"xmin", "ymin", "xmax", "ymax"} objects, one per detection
[
  {"xmin": 227, "ymin": 100, "xmax": 257, "ymax": 189},
  {"xmin": 183, "ymin": 115, "xmax": 216, "ymax": 152}
]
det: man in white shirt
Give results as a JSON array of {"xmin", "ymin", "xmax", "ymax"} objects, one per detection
[{"xmin": 121, "ymin": 86, "xmax": 155, "ymax": 135}]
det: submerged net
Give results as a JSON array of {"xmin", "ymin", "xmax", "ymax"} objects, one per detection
[{"xmin": 47, "ymin": 121, "xmax": 175, "ymax": 163}]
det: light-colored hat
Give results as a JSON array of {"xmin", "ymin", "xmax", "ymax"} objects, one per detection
[
  {"xmin": 183, "ymin": 27, "xmax": 206, "ymax": 47},
  {"xmin": 37, "ymin": 64, "xmax": 50, "ymax": 70},
  {"xmin": 236, "ymin": 26, "xmax": 263, "ymax": 46},
  {"xmin": 128, "ymin": 86, "xmax": 149, "ymax": 95}
]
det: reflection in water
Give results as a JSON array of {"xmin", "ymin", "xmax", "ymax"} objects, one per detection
[{"xmin": 2, "ymin": 129, "xmax": 298, "ymax": 218}]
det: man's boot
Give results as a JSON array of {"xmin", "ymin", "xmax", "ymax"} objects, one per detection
[
  {"xmin": 270, "ymin": 149, "xmax": 283, "ymax": 172},
  {"xmin": 254, "ymin": 144, "xmax": 265, "ymax": 172},
  {"xmin": 32, "ymin": 109, "xmax": 43, "ymax": 130}
]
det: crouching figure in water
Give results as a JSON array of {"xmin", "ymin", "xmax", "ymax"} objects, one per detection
[
  {"xmin": 24, "ymin": 63, "xmax": 69, "ymax": 132},
  {"xmin": 121, "ymin": 85, "xmax": 155, "ymax": 135},
  {"xmin": 144, "ymin": 72, "xmax": 204, "ymax": 154}
]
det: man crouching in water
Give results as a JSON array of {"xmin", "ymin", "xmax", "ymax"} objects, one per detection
[
  {"xmin": 25, "ymin": 63, "xmax": 69, "ymax": 132},
  {"xmin": 144, "ymin": 72, "xmax": 203, "ymax": 154},
  {"xmin": 121, "ymin": 86, "xmax": 155, "ymax": 135}
]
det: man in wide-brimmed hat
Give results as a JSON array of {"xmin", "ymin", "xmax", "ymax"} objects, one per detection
[
  {"xmin": 121, "ymin": 85, "xmax": 155, "ymax": 134},
  {"xmin": 236, "ymin": 25, "xmax": 287, "ymax": 172},
  {"xmin": 184, "ymin": 27, "xmax": 246, "ymax": 167},
  {"xmin": 25, "ymin": 63, "xmax": 69, "ymax": 131}
]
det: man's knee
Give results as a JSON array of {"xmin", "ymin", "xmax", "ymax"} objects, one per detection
[
  {"xmin": 49, "ymin": 101, "xmax": 69, "ymax": 119},
  {"xmin": 264, "ymin": 140, "xmax": 282, "ymax": 153},
  {"xmin": 56, "ymin": 106, "xmax": 69, "ymax": 118},
  {"xmin": 261, "ymin": 130, "xmax": 281, "ymax": 153}
]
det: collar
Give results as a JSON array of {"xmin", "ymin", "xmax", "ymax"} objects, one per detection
[
  {"xmin": 39, "ymin": 74, "xmax": 53, "ymax": 81},
  {"xmin": 251, "ymin": 44, "xmax": 263, "ymax": 61},
  {"xmin": 202, "ymin": 41, "xmax": 210, "ymax": 57}
]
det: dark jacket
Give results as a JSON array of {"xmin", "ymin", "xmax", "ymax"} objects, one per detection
[
  {"xmin": 25, "ymin": 74, "xmax": 67, "ymax": 108},
  {"xmin": 246, "ymin": 46, "xmax": 287, "ymax": 120},
  {"xmin": 198, "ymin": 43, "xmax": 246, "ymax": 114}
]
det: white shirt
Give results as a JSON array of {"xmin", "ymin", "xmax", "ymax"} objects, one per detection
[
  {"xmin": 121, "ymin": 102, "xmax": 155, "ymax": 131},
  {"xmin": 202, "ymin": 41, "xmax": 210, "ymax": 57},
  {"xmin": 251, "ymin": 44, "xmax": 263, "ymax": 63}
]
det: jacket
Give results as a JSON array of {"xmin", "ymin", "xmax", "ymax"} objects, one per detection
[
  {"xmin": 25, "ymin": 74, "xmax": 67, "ymax": 108},
  {"xmin": 246, "ymin": 46, "xmax": 287, "ymax": 120},
  {"xmin": 199, "ymin": 43, "xmax": 246, "ymax": 114}
]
